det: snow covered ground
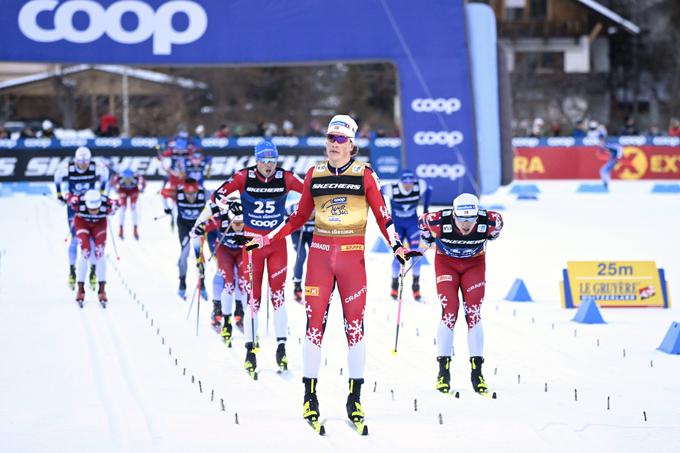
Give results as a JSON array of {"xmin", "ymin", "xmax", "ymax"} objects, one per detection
[{"xmin": 0, "ymin": 180, "xmax": 679, "ymax": 453}]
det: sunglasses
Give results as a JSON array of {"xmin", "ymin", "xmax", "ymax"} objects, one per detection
[
  {"xmin": 454, "ymin": 215, "xmax": 477, "ymax": 224},
  {"xmin": 257, "ymin": 157, "xmax": 277, "ymax": 164},
  {"xmin": 327, "ymin": 134, "xmax": 350, "ymax": 144}
]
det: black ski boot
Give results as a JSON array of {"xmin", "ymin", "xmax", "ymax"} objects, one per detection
[
  {"xmin": 68, "ymin": 265, "xmax": 76, "ymax": 290},
  {"xmin": 436, "ymin": 356, "xmax": 451, "ymax": 393},
  {"xmin": 234, "ymin": 300, "xmax": 244, "ymax": 331},
  {"xmin": 221, "ymin": 315, "xmax": 233, "ymax": 346},
  {"xmin": 88, "ymin": 265, "xmax": 97, "ymax": 290},
  {"xmin": 412, "ymin": 275, "xmax": 422, "ymax": 302},
  {"xmin": 178, "ymin": 276, "xmax": 187, "ymax": 299},
  {"xmin": 98, "ymin": 281, "xmax": 107, "ymax": 307},
  {"xmin": 276, "ymin": 341, "xmax": 288, "ymax": 371},
  {"xmin": 244, "ymin": 342, "xmax": 257, "ymax": 378},
  {"xmin": 470, "ymin": 356, "xmax": 490, "ymax": 394},
  {"xmin": 302, "ymin": 377, "xmax": 321, "ymax": 422},
  {"xmin": 293, "ymin": 282, "xmax": 303, "ymax": 303},
  {"xmin": 76, "ymin": 282, "xmax": 85, "ymax": 307},
  {"xmin": 210, "ymin": 301, "xmax": 223, "ymax": 333},
  {"xmin": 346, "ymin": 378, "xmax": 365, "ymax": 422},
  {"xmin": 390, "ymin": 277, "xmax": 399, "ymax": 300}
]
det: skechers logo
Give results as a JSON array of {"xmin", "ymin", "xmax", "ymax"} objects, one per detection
[
  {"xmin": 18, "ymin": 0, "xmax": 208, "ymax": 55},
  {"xmin": 312, "ymin": 183, "xmax": 361, "ymax": 190}
]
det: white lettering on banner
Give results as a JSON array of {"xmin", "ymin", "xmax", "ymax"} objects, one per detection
[
  {"xmin": 130, "ymin": 137, "xmax": 159, "ymax": 148},
  {"xmin": 374, "ymin": 138, "xmax": 401, "ymax": 148},
  {"xmin": 511, "ymin": 137, "xmax": 540, "ymax": 147},
  {"xmin": 25, "ymin": 157, "xmax": 67, "ymax": 176},
  {"xmin": 411, "ymin": 98, "xmax": 462, "ymax": 114},
  {"xmin": 413, "ymin": 131, "xmax": 464, "ymax": 148},
  {"xmin": 59, "ymin": 139, "xmax": 88, "ymax": 148},
  {"xmin": 582, "ymin": 137, "xmax": 600, "ymax": 146},
  {"xmin": 618, "ymin": 135, "xmax": 647, "ymax": 146},
  {"xmin": 0, "ymin": 158, "xmax": 17, "ymax": 176},
  {"xmin": 94, "ymin": 137, "xmax": 123, "ymax": 148},
  {"xmin": 18, "ymin": 0, "xmax": 208, "ymax": 55},
  {"xmin": 416, "ymin": 163, "xmax": 466, "ymax": 181},
  {"xmin": 653, "ymin": 136, "xmax": 680, "ymax": 146},
  {"xmin": 546, "ymin": 137, "xmax": 575, "ymax": 147},
  {"xmin": 0, "ymin": 140, "xmax": 18, "ymax": 149},
  {"xmin": 271, "ymin": 137, "xmax": 300, "ymax": 147},
  {"xmin": 23, "ymin": 138, "xmax": 52, "ymax": 148}
]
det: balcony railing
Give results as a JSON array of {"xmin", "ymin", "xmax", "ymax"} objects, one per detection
[{"xmin": 499, "ymin": 20, "xmax": 588, "ymax": 38}]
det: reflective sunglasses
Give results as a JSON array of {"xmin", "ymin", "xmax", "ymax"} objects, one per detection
[
  {"xmin": 257, "ymin": 157, "xmax": 277, "ymax": 164},
  {"xmin": 327, "ymin": 134, "xmax": 350, "ymax": 144},
  {"xmin": 454, "ymin": 215, "xmax": 477, "ymax": 224}
]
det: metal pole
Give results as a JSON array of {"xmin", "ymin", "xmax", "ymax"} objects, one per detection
[{"xmin": 122, "ymin": 66, "xmax": 130, "ymax": 137}]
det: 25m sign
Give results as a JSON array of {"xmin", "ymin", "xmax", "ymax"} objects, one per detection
[{"xmin": 560, "ymin": 261, "xmax": 670, "ymax": 309}]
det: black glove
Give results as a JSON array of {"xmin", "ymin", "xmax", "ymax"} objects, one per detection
[
  {"xmin": 197, "ymin": 262, "xmax": 205, "ymax": 278},
  {"xmin": 233, "ymin": 235, "xmax": 250, "ymax": 246},
  {"xmin": 57, "ymin": 193, "xmax": 66, "ymax": 204},
  {"xmin": 392, "ymin": 241, "xmax": 423, "ymax": 265},
  {"xmin": 192, "ymin": 224, "xmax": 205, "ymax": 237},
  {"xmin": 164, "ymin": 208, "xmax": 172, "ymax": 215},
  {"xmin": 229, "ymin": 202, "xmax": 243, "ymax": 217},
  {"xmin": 421, "ymin": 231, "xmax": 435, "ymax": 245}
]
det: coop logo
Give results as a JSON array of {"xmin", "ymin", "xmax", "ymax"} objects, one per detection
[
  {"xmin": 416, "ymin": 163, "xmax": 466, "ymax": 181},
  {"xmin": 18, "ymin": 0, "xmax": 208, "ymax": 55},
  {"xmin": 411, "ymin": 98, "xmax": 461, "ymax": 115},
  {"xmin": 414, "ymin": 131, "xmax": 464, "ymax": 148}
]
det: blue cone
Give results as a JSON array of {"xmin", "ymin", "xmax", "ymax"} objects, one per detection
[
  {"xmin": 371, "ymin": 238, "xmax": 391, "ymax": 253},
  {"xmin": 505, "ymin": 278, "xmax": 533, "ymax": 302},
  {"xmin": 577, "ymin": 184, "xmax": 608, "ymax": 193},
  {"xmin": 572, "ymin": 297, "xmax": 605, "ymax": 324},
  {"xmin": 658, "ymin": 321, "xmax": 680, "ymax": 354}
]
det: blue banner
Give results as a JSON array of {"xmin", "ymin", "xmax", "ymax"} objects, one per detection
[{"xmin": 1, "ymin": 0, "xmax": 478, "ymax": 203}]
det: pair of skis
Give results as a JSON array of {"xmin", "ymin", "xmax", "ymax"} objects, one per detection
[
  {"xmin": 438, "ymin": 387, "xmax": 497, "ymax": 399},
  {"xmin": 305, "ymin": 418, "xmax": 368, "ymax": 436},
  {"xmin": 76, "ymin": 298, "xmax": 107, "ymax": 309}
]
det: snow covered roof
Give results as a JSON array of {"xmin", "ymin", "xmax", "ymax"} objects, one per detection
[
  {"xmin": 0, "ymin": 64, "xmax": 208, "ymax": 91},
  {"xmin": 574, "ymin": 0, "xmax": 640, "ymax": 34}
]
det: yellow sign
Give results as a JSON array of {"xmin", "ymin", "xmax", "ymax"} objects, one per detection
[{"xmin": 561, "ymin": 261, "xmax": 670, "ymax": 308}]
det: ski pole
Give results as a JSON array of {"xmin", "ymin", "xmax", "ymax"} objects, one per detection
[
  {"xmin": 264, "ymin": 261, "xmax": 269, "ymax": 337},
  {"xmin": 153, "ymin": 213, "xmax": 171, "ymax": 221},
  {"xmin": 247, "ymin": 250, "xmax": 259, "ymax": 352},
  {"xmin": 392, "ymin": 264, "xmax": 406, "ymax": 355},
  {"xmin": 107, "ymin": 220, "xmax": 120, "ymax": 261},
  {"xmin": 195, "ymin": 236, "xmax": 205, "ymax": 336}
]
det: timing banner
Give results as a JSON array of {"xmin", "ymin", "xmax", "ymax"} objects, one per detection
[
  {"xmin": 514, "ymin": 145, "xmax": 680, "ymax": 180},
  {"xmin": 560, "ymin": 261, "xmax": 670, "ymax": 308},
  {"xmin": 1, "ymin": 0, "xmax": 479, "ymax": 203}
]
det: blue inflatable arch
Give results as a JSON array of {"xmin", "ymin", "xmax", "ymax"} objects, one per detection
[{"xmin": 2, "ymin": 0, "xmax": 481, "ymax": 203}]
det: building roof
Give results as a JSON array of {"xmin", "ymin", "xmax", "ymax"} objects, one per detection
[
  {"xmin": 0, "ymin": 64, "xmax": 208, "ymax": 94},
  {"xmin": 574, "ymin": 0, "xmax": 640, "ymax": 34}
]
